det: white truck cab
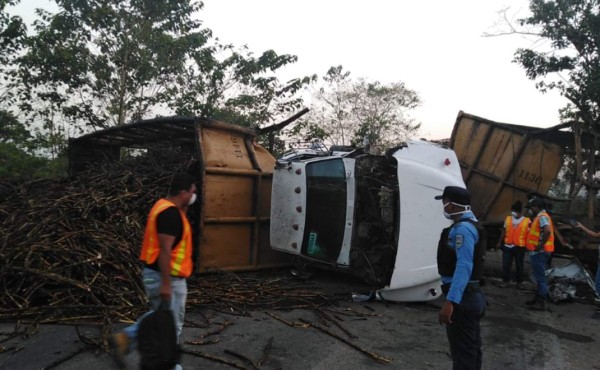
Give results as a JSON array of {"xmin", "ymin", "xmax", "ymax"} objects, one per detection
[{"xmin": 270, "ymin": 140, "xmax": 466, "ymax": 302}]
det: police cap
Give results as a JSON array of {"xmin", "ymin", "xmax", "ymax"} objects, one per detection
[{"xmin": 434, "ymin": 186, "xmax": 471, "ymax": 205}]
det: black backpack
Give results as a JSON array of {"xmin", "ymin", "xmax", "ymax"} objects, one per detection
[{"xmin": 137, "ymin": 301, "xmax": 179, "ymax": 370}]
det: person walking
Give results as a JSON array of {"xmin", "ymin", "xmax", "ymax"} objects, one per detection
[
  {"xmin": 436, "ymin": 186, "xmax": 486, "ymax": 370},
  {"xmin": 571, "ymin": 221, "xmax": 600, "ymax": 319},
  {"xmin": 524, "ymin": 197, "xmax": 554, "ymax": 311},
  {"xmin": 496, "ymin": 201, "xmax": 530, "ymax": 288},
  {"xmin": 110, "ymin": 172, "xmax": 197, "ymax": 370}
]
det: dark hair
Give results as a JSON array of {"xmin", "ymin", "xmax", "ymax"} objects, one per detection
[
  {"xmin": 511, "ymin": 200, "xmax": 522, "ymax": 213},
  {"xmin": 168, "ymin": 172, "xmax": 195, "ymax": 196},
  {"xmin": 526, "ymin": 196, "xmax": 545, "ymax": 209}
]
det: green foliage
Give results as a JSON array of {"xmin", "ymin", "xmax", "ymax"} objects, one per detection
[
  {"xmin": 17, "ymin": 0, "xmax": 210, "ymax": 129},
  {"xmin": 0, "ymin": 110, "xmax": 30, "ymax": 147},
  {"xmin": 0, "ymin": 109, "xmax": 67, "ymax": 178},
  {"xmin": 9, "ymin": 0, "xmax": 312, "ymax": 166},
  {"xmin": 289, "ymin": 66, "xmax": 421, "ymax": 150},
  {"xmin": 514, "ymin": 0, "xmax": 600, "ymax": 132},
  {"xmin": 0, "ymin": 0, "xmax": 25, "ymax": 105},
  {"xmin": 171, "ymin": 44, "xmax": 315, "ymax": 127},
  {"xmin": 0, "ymin": 142, "xmax": 66, "ymax": 178}
]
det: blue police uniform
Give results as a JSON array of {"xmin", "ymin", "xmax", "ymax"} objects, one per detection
[{"xmin": 440, "ymin": 211, "xmax": 486, "ymax": 370}]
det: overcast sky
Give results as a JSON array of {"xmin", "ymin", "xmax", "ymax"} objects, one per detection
[{"xmin": 11, "ymin": 0, "xmax": 569, "ymax": 139}]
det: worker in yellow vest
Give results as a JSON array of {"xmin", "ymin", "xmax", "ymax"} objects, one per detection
[
  {"xmin": 496, "ymin": 201, "xmax": 530, "ymax": 289},
  {"xmin": 110, "ymin": 172, "xmax": 197, "ymax": 370},
  {"xmin": 524, "ymin": 197, "xmax": 554, "ymax": 311}
]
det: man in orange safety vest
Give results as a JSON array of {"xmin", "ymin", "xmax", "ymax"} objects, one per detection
[{"xmin": 496, "ymin": 201, "xmax": 530, "ymax": 289}]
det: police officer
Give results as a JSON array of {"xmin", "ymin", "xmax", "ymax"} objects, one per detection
[{"xmin": 436, "ymin": 186, "xmax": 486, "ymax": 370}]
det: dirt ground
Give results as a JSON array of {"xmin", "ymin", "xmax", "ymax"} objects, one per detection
[{"xmin": 1, "ymin": 250, "xmax": 599, "ymax": 370}]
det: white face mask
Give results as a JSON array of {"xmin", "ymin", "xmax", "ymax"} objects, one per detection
[
  {"xmin": 443, "ymin": 202, "xmax": 470, "ymax": 219},
  {"xmin": 188, "ymin": 193, "xmax": 197, "ymax": 206},
  {"xmin": 511, "ymin": 211, "xmax": 518, "ymax": 218}
]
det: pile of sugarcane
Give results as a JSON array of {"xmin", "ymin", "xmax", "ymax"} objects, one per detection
[
  {"xmin": 0, "ymin": 154, "xmax": 344, "ymax": 326},
  {"xmin": 0, "ymin": 156, "xmax": 178, "ymax": 324}
]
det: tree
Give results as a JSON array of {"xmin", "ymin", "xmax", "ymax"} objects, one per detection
[
  {"xmin": 508, "ymin": 0, "xmax": 600, "ymax": 220},
  {"xmin": 14, "ymin": 0, "xmax": 313, "ymax": 161},
  {"xmin": 0, "ymin": 109, "xmax": 30, "ymax": 147},
  {"xmin": 0, "ymin": 110, "xmax": 65, "ymax": 178},
  {"xmin": 17, "ymin": 0, "xmax": 210, "ymax": 130},
  {"xmin": 171, "ymin": 43, "xmax": 315, "ymax": 128},
  {"xmin": 289, "ymin": 66, "xmax": 421, "ymax": 151},
  {"xmin": 0, "ymin": 0, "xmax": 26, "ymax": 105}
]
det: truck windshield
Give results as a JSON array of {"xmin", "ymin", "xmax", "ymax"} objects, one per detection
[{"xmin": 302, "ymin": 158, "xmax": 347, "ymax": 262}]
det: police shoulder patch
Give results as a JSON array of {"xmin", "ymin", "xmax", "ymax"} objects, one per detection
[{"xmin": 455, "ymin": 234, "xmax": 464, "ymax": 248}]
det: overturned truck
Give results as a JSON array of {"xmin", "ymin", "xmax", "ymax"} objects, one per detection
[{"xmin": 270, "ymin": 140, "xmax": 466, "ymax": 302}]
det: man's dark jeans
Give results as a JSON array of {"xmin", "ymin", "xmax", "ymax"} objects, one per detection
[
  {"xmin": 445, "ymin": 287, "xmax": 486, "ymax": 370},
  {"xmin": 501, "ymin": 245, "xmax": 526, "ymax": 283},
  {"xmin": 529, "ymin": 251, "xmax": 551, "ymax": 298}
]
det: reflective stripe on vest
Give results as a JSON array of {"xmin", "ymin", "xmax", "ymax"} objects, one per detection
[
  {"xmin": 526, "ymin": 211, "xmax": 555, "ymax": 252},
  {"xmin": 140, "ymin": 198, "xmax": 193, "ymax": 277},
  {"xmin": 504, "ymin": 215, "xmax": 530, "ymax": 247}
]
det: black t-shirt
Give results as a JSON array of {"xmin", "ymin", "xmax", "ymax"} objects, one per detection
[{"xmin": 146, "ymin": 206, "xmax": 183, "ymax": 271}]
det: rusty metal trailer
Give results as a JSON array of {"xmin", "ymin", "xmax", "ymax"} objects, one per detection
[
  {"xmin": 69, "ymin": 116, "xmax": 285, "ymax": 273},
  {"xmin": 449, "ymin": 111, "xmax": 573, "ymax": 226}
]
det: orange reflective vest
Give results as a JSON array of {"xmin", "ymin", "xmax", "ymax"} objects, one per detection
[
  {"xmin": 504, "ymin": 215, "xmax": 530, "ymax": 247},
  {"xmin": 526, "ymin": 211, "xmax": 554, "ymax": 252},
  {"xmin": 140, "ymin": 199, "xmax": 193, "ymax": 277}
]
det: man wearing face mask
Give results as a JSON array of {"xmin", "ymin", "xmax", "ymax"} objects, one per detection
[
  {"xmin": 496, "ymin": 201, "xmax": 530, "ymax": 289},
  {"xmin": 435, "ymin": 186, "xmax": 486, "ymax": 370},
  {"xmin": 110, "ymin": 172, "xmax": 197, "ymax": 370}
]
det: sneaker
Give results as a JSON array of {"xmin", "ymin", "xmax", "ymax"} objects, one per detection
[{"xmin": 108, "ymin": 332, "xmax": 129, "ymax": 370}]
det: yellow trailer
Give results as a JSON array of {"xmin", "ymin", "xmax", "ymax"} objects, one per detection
[
  {"xmin": 450, "ymin": 111, "xmax": 571, "ymax": 225},
  {"xmin": 69, "ymin": 116, "xmax": 286, "ymax": 273}
]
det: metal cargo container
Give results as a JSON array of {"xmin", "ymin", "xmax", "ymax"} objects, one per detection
[
  {"xmin": 449, "ymin": 111, "xmax": 571, "ymax": 225},
  {"xmin": 69, "ymin": 116, "xmax": 285, "ymax": 273}
]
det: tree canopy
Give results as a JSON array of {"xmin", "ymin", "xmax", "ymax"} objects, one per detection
[
  {"xmin": 289, "ymin": 66, "xmax": 421, "ymax": 151},
  {"xmin": 0, "ymin": 0, "xmax": 315, "ymax": 177},
  {"xmin": 511, "ymin": 0, "xmax": 600, "ymax": 215},
  {"xmin": 514, "ymin": 0, "xmax": 600, "ymax": 133}
]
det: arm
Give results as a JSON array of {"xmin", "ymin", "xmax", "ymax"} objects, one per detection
[
  {"xmin": 554, "ymin": 227, "xmax": 567, "ymax": 245},
  {"xmin": 536, "ymin": 224, "xmax": 552, "ymax": 251},
  {"xmin": 154, "ymin": 207, "xmax": 182, "ymax": 301},
  {"xmin": 577, "ymin": 222, "xmax": 600, "ymax": 238},
  {"xmin": 157, "ymin": 233, "xmax": 175, "ymax": 300},
  {"xmin": 496, "ymin": 229, "xmax": 506, "ymax": 249},
  {"xmin": 497, "ymin": 217, "xmax": 508, "ymax": 249}
]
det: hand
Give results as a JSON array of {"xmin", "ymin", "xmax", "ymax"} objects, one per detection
[
  {"xmin": 159, "ymin": 280, "xmax": 172, "ymax": 301},
  {"xmin": 438, "ymin": 301, "xmax": 454, "ymax": 325}
]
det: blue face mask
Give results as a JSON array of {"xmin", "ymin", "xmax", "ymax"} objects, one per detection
[{"xmin": 511, "ymin": 211, "xmax": 518, "ymax": 218}]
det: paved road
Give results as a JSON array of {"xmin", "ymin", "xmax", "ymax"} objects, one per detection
[{"xmin": 1, "ymin": 251, "xmax": 598, "ymax": 370}]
